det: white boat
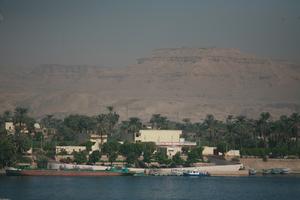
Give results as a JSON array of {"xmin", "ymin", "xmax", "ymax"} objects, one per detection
[{"xmin": 183, "ymin": 170, "xmax": 209, "ymax": 176}]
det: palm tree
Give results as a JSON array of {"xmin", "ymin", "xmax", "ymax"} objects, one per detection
[
  {"xmin": 234, "ymin": 115, "xmax": 251, "ymax": 149},
  {"xmin": 203, "ymin": 114, "xmax": 217, "ymax": 146},
  {"xmin": 14, "ymin": 107, "xmax": 29, "ymax": 129},
  {"xmin": 290, "ymin": 113, "xmax": 300, "ymax": 148},
  {"xmin": 96, "ymin": 106, "xmax": 119, "ymax": 140},
  {"xmin": 106, "ymin": 106, "xmax": 119, "ymax": 137},
  {"xmin": 128, "ymin": 117, "xmax": 142, "ymax": 134},
  {"xmin": 150, "ymin": 114, "xmax": 167, "ymax": 129},
  {"xmin": 257, "ymin": 112, "xmax": 271, "ymax": 148},
  {"xmin": 226, "ymin": 115, "xmax": 235, "ymax": 149}
]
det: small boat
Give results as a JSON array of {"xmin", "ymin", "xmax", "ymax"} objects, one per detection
[
  {"xmin": 248, "ymin": 169, "xmax": 257, "ymax": 175},
  {"xmin": 262, "ymin": 169, "xmax": 272, "ymax": 175},
  {"xmin": 262, "ymin": 168, "xmax": 290, "ymax": 175},
  {"xmin": 280, "ymin": 168, "xmax": 290, "ymax": 174},
  {"xmin": 133, "ymin": 172, "xmax": 146, "ymax": 176},
  {"xmin": 183, "ymin": 170, "xmax": 210, "ymax": 176},
  {"xmin": 271, "ymin": 168, "xmax": 282, "ymax": 175}
]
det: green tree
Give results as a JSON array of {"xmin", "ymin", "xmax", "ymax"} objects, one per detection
[
  {"xmin": 73, "ymin": 151, "xmax": 87, "ymax": 164},
  {"xmin": 102, "ymin": 140, "xmax": 120, "ymax": 166},
  {"xmin": 84, "ymin": 141, "xmax": 94, "ymax": 152},
  {"xmin": 119, "ymin": 142, "xmax": 143, "ymax": 166},
  {"xmin": 64, "ymin": 115, "xmax": 96, "ymax": 134},
  {"xmin": 36, "ymin": 155, "xmax": 48, "ymax": 169},
  {"xmin": 226, "ymin": 115, "xmax": 236, "ymax": 149},
  {"xmin": 88, "ymin": 150, "xmax": 101, "ymax": 164},
  {"xmin": 14, "ymin": 107, "xmax": 29, "ymax": 127},
  {"xmin": 142, "ymin": 142, "xmax": 156, "ymax": 163},
  {"xmin": 14, "ymin": 133, "xmax": 31, "ymax": 154},
  {"xmin": 203, "ymin": 114, "xmax": 218, "ymax": 146},
  {"xmin": 128, "ymin": 117, "xmax": 143, "ymax": 134},
  {"xmin": 96, "ymin": 106, "xmax": 119, "ymax": 139},
  {"xmin": 155, "ymin": 148, "xmax": 171, "ymax": 165},
  {"xmin": 290, "ymin": 113, "xmax": 300, "ymax": 148},
  {"xmin": 187, "ymin": 146, "xmax": 203, "ymax": 165},
  {"xmin": 172, "ymin": 152, "xmax": 184, "ymax": 166},
  {"xmin": 257, "ymin": 112, "xmax": 271, "ymax": 148},
  {"xmin": 150, "ymin": 114, "xmax": 168, "ymax": 129},
  {"xmin": 0, "ymin": 135, "xmax": 16, "ymax": 167}
]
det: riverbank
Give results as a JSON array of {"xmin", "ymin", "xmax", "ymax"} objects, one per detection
[{"xmin": 240, "ymin": 158, "xmax": 300, "ymax": 173}]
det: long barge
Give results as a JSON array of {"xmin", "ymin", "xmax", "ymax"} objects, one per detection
[{"xmin": 6, "ymin": 168, "xmax": 131, "ymax": 177}]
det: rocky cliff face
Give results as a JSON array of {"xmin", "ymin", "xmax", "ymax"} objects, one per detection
[{"xmin": 1, "ymin": 48, "xmax": 299, "ymax": 121}]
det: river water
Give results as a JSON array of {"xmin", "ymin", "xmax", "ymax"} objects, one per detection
[{"xmin": 0, "ymin": 176, "xmax": 300, "ymax": 200}]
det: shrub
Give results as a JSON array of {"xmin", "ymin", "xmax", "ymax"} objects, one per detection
[{"xmin": 36, "ymin": 156, "xmax": 48, "ymax": 169}]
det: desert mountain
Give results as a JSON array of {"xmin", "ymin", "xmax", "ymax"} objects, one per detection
[{"xmin": 0, "ymin": 48, "xmax": 300, "ymax": 121}]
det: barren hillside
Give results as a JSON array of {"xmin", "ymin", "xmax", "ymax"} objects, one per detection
[{"xmin": 0, "ymin": 48, "xmax": 299, "ymax": 121}]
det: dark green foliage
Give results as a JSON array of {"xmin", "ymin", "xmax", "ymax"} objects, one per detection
[
  {"xmin": 150, "ymin": 114, "xmax": 168, "ymax": 129},
  {"xmin": 102, "ymin": 140, "xmax": 120, "ymax": 165},
  {"xmin": 84, "ymin": 141, "xmax": 95, "ymax": 152},
  {"xmin": 14, "ymin": 133, "xmax": 31, "ymax": 154},
  {"xmin": 88, "ymin": 150, "xmax": 101, "ymax": 164},
  {"xmin": 155, "ymin": 148, "xmax": 171, "ymax": 165},
  {"xmin": 119, "ymin": 142, "xmax": 156, "ymax": 165},
  {"xmin": 187, "ymin": 146, "xmax": 203, "ymax": 164},
  {"xmin": 36, "ymin": 156, "xmax": 48, "ymax": 169},
  {"xmin": 119, "ymin": 142, "xmax": 142, "ymax": 165},
  {"xmin": 16, "ymin": 155, "xmax": 32, "ymax": 164},
  {"xmin": 172, "ymin": 152, "xmax": 184, "ymax": 166},
  {"xmin": 142, "ymin": 142, "xmax": 156, "ymax": 163},
  {"xmin": 64, "ymin": 114, "xmax": 96, "ymax": 134},
  {"xmin": 0, "ymin": 135, "xmax": 16, "ymax": 167},
  {"xmin": 217, "ymin": 142, "xmax": 227, "ymax": 154},
  {"xmin": 96, "ymin": 106, "xmax": 120, "ymax": 138},
  {"xmin": 73, "ymin": 151, "xmax": 87, "ymax": 164}
]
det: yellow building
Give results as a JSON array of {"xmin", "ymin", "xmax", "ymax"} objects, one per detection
[
  {"xmin": 202, "ymin": 146, "xmax": 217, "ymax": 156},
  {"xmin": 135, "ymin": 130, "xmax": 182, "ymax": 144},
  {"xmin": 5, "ymin": 122, "xmax": 15, "ymax": 134},
  {"xmin": 135, "ymin": 130, "xmax": 197, "ymax": 158},
  {"xmin": 56, "ymin": 146, "xmax": 86, "ymax": 155},
  {"xmin": 90, "ymin": 134, "xmax": 107, "ymax": 152}
]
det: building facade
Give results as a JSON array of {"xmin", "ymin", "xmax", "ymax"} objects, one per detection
[
  {"xmin": 135, "ymin": 130, "xmax": 197, "ymax": 157},
  {"xmin": 90, "ymin": 134, "xmax": 107, "ymax": 152},
  {"xmin": 56, "ymin": 146, "xmax": 86, "ymax": 155}
]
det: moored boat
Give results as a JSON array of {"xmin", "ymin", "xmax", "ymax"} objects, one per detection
[
  {"xmin": 248, "ymin": 168, "xmax": 257, "ymax": 175},
  {"xmin": 280, "ymin": 168, "xmax": 290, "ymax": 174},
  {"xmin": 6, "ymin": 167, "xmax": 131, "ymax": 177},
  {"xmin": 262, "ymin": 168, "xmax": 290, "ymax": 175},
  {"xmin": 183, "ymin": 170, "xmax": 210, "ymax": 176}
]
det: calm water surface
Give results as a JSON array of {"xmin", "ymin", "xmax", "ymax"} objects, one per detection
[{"xmin": 0, "ymin": 176, "xmax": 300, "ymax": 200}]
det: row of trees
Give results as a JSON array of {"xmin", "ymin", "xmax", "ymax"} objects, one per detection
[
  {"xmin": 69, "ymin": 141, "xmax": 203, "ymax": 168},
  {"xmin": 1, "ymin": 106, "xmax": 300, "ymax": 168}
]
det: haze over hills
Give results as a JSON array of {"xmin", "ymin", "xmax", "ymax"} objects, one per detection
[{"xmin": 0, "ymin": 48, "xmax": 300, "ymax": 121}]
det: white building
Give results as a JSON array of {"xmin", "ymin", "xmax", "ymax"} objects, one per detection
[
  {"xmin": 135, "ymin": 130, "xmax": 197, "ymax": 157},
  {"xmin": 90, "ymin": 134, "xmax": 107, "ymax": 152},
  {"xmin": 5, "ymin": 122, "xmax": 15, "ymax": 134},
  {"xmin": 56, "ymin": 146, "xmax": 86, "ymax": 155}
]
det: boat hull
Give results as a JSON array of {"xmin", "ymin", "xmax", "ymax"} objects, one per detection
[
  {"xmin": 183, "ymin": 172, "xmax": 209, "ymax": 177},
  {"xmin": 6, "ymin": 169, "xmax": 130, "ymax": 177}
]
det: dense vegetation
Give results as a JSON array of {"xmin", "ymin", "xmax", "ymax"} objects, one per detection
[{"xmin": 0, "ymin": 106, "xmax": 300, "ymax": 168}]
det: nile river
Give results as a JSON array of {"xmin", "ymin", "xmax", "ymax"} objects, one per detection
[{"xmin": 1, "ymin": 176, "xmax": 300, "ymax": 200}]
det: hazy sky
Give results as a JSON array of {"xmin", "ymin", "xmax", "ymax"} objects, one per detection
[{"xmin": 0, "ymin": 0, "xmax": 299, "ymax": 67}]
